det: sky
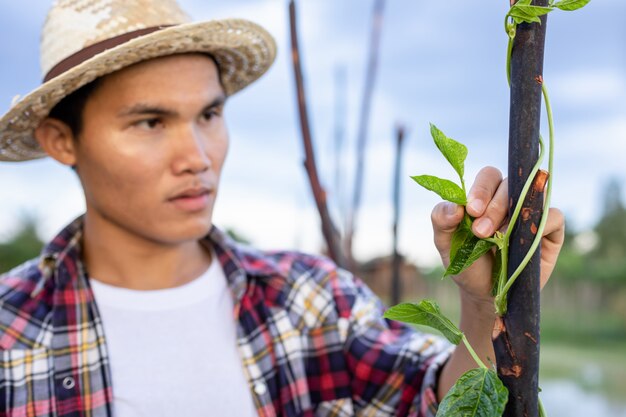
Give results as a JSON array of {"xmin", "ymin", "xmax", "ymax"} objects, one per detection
[{"xmin": 0, "ymin": 0, "xmax": 624, "ymax": 267}]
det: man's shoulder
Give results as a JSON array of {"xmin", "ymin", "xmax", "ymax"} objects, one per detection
[
  {"xmin": 234, "ymin": 241, "xmax": 342, "ymax": 287},
  {"xmin": 233, "ymin": 243, "xmax": 362, "ymax": 319},
  {"xmin": 264, "ymin": 248, "xmax": 339, "ymax": 279}
]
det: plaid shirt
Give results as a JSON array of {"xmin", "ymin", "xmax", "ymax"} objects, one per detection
[{"xmin": 0, "ymin": 217, "xmax": 451, "ymax": 417}]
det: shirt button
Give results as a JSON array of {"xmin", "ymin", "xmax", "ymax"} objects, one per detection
[
  {"xmin": 62, "ymin": 377, "xmax": 75, "ymax": 390},
  {"xmin": 254, "ymin": 382, "xmax": 267, "ymax": 396}
]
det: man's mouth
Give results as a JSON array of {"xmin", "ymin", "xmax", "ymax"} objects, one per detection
[{"xmin": 168, "ymin": 187, "xmax": 212, "ymax": 212}]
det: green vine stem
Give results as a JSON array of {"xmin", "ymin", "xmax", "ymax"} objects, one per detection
[
  {"xmin": 504, "ymin": 16, "xmax": 516, "ymax": 86},
  {"xmin": 495, "ymin": 81, "xmax": 555, "ymax": 315},
  {"xmin": 539, "ymin": 397, "xmax": 548, "ymax": 417},
  {"xmin": 495, "ymin": 137, "xmax": 545, "ymax": 297},
  {"xmin": 504, "ymin": 136, "xmax": 546, "ymax": 245},
  {"xmin": 462, "ymin": 334, "xmax": 489, "ymax": 370}
]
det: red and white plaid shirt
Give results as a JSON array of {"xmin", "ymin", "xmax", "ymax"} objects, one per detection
[{"xmin": 0, "ymin": 217, "xmax": 451, "ymax": 417}]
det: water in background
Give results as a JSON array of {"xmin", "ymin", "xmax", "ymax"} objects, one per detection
[{"xmin": 542, "ymin": 380, "xmax": 626, "ymax": 417}]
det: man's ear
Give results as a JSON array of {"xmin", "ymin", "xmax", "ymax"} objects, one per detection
[{"xmin": 34, "ymin": 118, "xmax": 78, "ymax": 167}]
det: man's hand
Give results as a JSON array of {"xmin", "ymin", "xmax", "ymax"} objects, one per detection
[
  {"xmin": 431, "ymin": 166, "xmax": 565, "ymax": 305},
  {"xmin": 432, "ymin": 166, "xmax": 565, "ymax": 400}
]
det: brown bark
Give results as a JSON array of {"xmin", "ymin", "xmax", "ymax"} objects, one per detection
[{"xmin": 493, "ymin": 1, "xmax": 549, "ymax": 413}]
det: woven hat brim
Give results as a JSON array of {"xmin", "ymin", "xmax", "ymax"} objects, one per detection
[{"xmin": 0, "ymin": 18, "xmax": 277, "ymax": 162}]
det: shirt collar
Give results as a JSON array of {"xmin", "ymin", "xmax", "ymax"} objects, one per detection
[
  {"xmin": 36, "ymin": 216, "xmax": 284, "ymax": 297},
  {"xmin": 204, "ymin": 226, "xmax": 286, "ymax": 303},
  {"xmin": 37, "ymin": 216, "xmax": 85, "ymax": 293}
]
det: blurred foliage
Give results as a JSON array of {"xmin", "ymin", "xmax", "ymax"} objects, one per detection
[
  {"xmin": 0, "ymin": 215, "xmax": 44, "ymax": 274},
  {"xmin": 225, "ymin": 227, "xmax": 252, "ymax": 245},
  {"xmin": 553, "ymin": 178, "xmax": 626, "ymax": 285},
  {"xmin": 592, "ymin": 179, "xmax": 626, "ymax": 261}
]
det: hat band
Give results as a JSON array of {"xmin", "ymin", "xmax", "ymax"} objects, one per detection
[{"xmin": 43, "ymin": 25, "xmax": 175, "ymax": 83}]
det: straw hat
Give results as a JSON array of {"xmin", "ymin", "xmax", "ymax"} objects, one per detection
[{"xmin": 0, "ymin": 0, "xmax": 277, "ymax": 162}]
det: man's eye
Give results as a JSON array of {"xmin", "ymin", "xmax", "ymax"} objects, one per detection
[
  {"xmin": 202, "ymin": 109, "xmax": 220, "ymax": 121},
  {"xmin": 135, "ymin": 118, "xmax": 162, "ymax": 130}
]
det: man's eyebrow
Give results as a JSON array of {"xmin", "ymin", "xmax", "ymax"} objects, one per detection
[
  {"xmin": 117, "ymin": 94, "xmax": 227, "ymax": 117},
  {"xmin": 204, "ymin": 94, "xmax": 227, "ymax": 110},
  {"xmin": 117, "ymin": 104, "xmax": 177, "ymax": 118}
]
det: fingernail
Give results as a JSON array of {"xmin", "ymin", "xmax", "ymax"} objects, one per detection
[
  {"xmin": 446, "ymin": 202, "xmax": 458, "ymax": 215},
  {"xmin": 474, "ymin": 218, "xmax": 493, "ymax": 236},
  {"xmin": 469, "ymin": 199, "xmax": 485, "ymax": 214}
]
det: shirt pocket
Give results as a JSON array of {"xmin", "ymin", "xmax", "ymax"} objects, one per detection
[{"xmin": 1, "ymin": 348, "xmax": 56, "ymax": 417}]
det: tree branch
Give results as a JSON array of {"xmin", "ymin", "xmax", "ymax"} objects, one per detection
[
  {"xmin": 289, "ymin": 0, "xmax": 347, "ymax": 269},
  {"xmin": 493, "ymin": 1, "xmax": 548, "ymax": 414},
  {"xmin": 345, "ymin": 0, "xmax": 386, "ymax": 264}
]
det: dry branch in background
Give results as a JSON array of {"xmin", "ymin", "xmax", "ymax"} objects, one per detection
[
  {"xmin": 289, "ymin": 0, "xmax": 348, "ymax": 269},
  {"xmin": 345, "ymin": 0, "xmax": 386, "ymax": 265},
  {"xmin": 391, "ymin": 124, "xmax": 406, "ymax": 305}
]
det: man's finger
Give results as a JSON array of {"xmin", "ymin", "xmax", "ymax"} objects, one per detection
[
  {"xmin": 540, "ymin": 208, "xmax": 566, "ymax": 289},
  {"xmin": 431, "ymin": 202, "xmax": 464, "ymax": 261},
  {"xmin": 466, "ymin": 166, "xmax": 503, "ymax": 218},
  {"xmin": 541, "ymin": 207, "xmax": 565, "ymax": 245},
  {"xmin": 472, "ymin": 180, "xmax": 508, "ymax": 238}
]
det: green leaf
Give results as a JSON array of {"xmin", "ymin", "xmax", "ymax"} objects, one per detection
[
  {"xmin": 445, "ymin": 238, "xmax": 495, "ymax": 277},
  {"xmin": 384, "ymin": 300, "xmax": 463, "ymax": 345},
  {"xmin": 430, "ymin": 123, "xmax": 468, "ymax": 185},
  {"xmin": 436, "ymin": 368, "xmax": 508, "ymax": 417},
  {"xmin": 411, "ymin": 175, "xmax": 467, "ymax": 205},
  {"xmin": 449, "ymin": 214, "xmax": 474, "ymax": 265},
  {"xmin": 450, "ymin": 224, "xmax": 472, "ymax": 264},
  {"xmin": 509, "ymin": 0, "xmax": 553, "ymax": 24},
  {"xmin": 445, "ymin": 235, "xmax": 479, "ymax": 276},
  {"xmin": 553, "ymin": 0, "xmax": 591, "ymax": 11}
]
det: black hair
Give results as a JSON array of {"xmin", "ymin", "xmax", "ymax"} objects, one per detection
[{"xmin": 48, "ymin": 79, "xmax": 101, "ymax": 139}]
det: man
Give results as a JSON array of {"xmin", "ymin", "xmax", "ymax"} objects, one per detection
[{"xmin": 0, "ymin": 1, "xmax": 564, "ymax": 416}]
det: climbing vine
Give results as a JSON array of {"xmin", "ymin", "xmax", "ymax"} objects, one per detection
[{"xmin": 384, "ymin": 1, "xmax": 590, "ymax": 415}]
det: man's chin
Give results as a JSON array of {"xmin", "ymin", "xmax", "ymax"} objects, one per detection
[{"xmin": 168, "ymin": 218, "xmax": 214, "ymax": 242}]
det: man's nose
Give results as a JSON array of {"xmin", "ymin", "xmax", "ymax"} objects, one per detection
[{"xmin": 172, "ymin": 125, "xmax": 211, "ymax": 175}]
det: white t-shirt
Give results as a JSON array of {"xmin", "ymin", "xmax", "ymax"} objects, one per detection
[{"xmin": 90, "ymin": 255, "xmax": 258, "ymax": 417}]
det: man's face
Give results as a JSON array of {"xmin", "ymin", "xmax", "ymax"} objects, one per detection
[{"xmin": 73, "ymin": 54, "xmax": 228, "ymax": 245}]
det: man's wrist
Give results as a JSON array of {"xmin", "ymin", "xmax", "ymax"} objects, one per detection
[{"xmin": 459, "ymin": 291, "xmax": 496, "ymax": 323}]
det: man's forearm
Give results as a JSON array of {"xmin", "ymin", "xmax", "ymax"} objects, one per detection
[{"xmin": 437, "ymin": 292, "xmax": 496, "ymax": 401}]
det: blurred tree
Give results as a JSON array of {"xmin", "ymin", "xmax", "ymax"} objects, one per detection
[
  {"xmin": 554, "ymin": 179, "xmax": 626, "ymax": 282},
  {"xmin": 0, "ymin": 215, "xmax": 44, "ymax": 273},
  {"xmin": 593, "ymin": 178, "xmax": 626, "ymax": 261},
  {"xmin": 550, "ymin": 221, "xmax": 587, "ymax": 282}
]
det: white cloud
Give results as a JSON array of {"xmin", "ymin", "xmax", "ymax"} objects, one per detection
[
  {"xmin": 213, "ymin": 183, "xmax": 323, "ymax": 254},
  {"xmin": 547, "ymin": 115, "xmax": 626, "ymax": 229},
  {"xmin": 560, "ymin": 116, "xmax": 626, "ymax": 159},
  {"xmin": 551, "ymin": 68, "xmax": 626, "ymax": 106}
]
